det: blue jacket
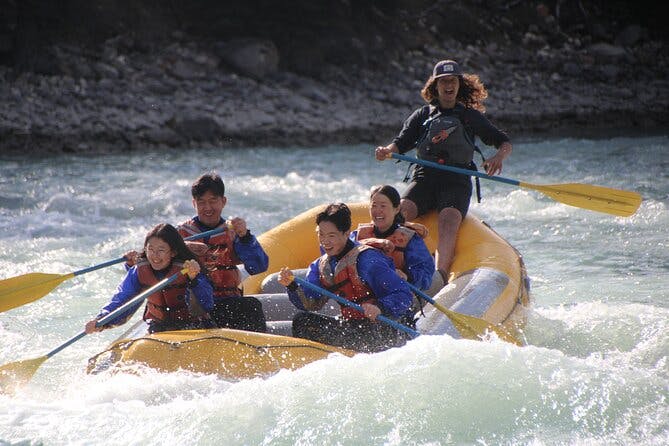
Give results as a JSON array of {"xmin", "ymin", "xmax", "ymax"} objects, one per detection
[
  {"xmin": 98, "ymin": 264, "xmax": 213, "ymax": 324},
  {"xmin": 288, "ymin": 241, "xmax": 413, "ymax": 319},
  {"xmin": 350, "ymin": 225, "xmax": 434, "ymax": 290}
]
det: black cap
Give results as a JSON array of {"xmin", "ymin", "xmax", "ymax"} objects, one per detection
[{"xmin": 432, "ymin": 59, "xmax": 463, "ymax": 78}]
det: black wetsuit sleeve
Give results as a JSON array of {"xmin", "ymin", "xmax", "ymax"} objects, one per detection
[
  {"xmin": 463, "ymin": 108, "xmax": 510, "ymax": 148},
  {"xmin": 392, "ymin": 106, "xmax": 430, "ymax": 153}
]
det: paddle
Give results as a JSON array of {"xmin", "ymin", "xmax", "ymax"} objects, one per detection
[
  {"xmin": 292, "ymin": 276, "xmax": 419, "ymax": 338},
  {"xmin": 0, "ymin": 268, "xmax": 187, "ymax": 393},
  {"xmin": 388, "ymin": 153, "xmax": 642, "ymax": 217},
  {"xmin": 406, "ymin": 282, "xmax": 522, "ymax": 345},
  {"xmin": 0, "ymin": 226, "xmax": 227, "ymax": 313}
]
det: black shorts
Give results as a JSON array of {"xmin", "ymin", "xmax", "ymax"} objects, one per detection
[
  {"xmin": 292, "ymin": 311, "xmax": 409, "ymax": 353},
  {"xmin": 211, "ymin": 295, "xmax": 267, "ymax": 333},
  {"xmin": 403, "ymin": 172, "xmax": 472, "ymax": 218}
]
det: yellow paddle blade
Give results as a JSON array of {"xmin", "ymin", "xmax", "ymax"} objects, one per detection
[
  {"xmin": 431, "ymin": 301, "xmax": 522, "ymax": 346},
  {"xmin": 0, "ymin": 355, "xmax": 48, "ymax": 394},
  {"xmin": 0, "ymin": 272, "xmax": 74, "ymax": 313},
  {"xmin": 520, "ymin": 182, "xmax": 642, "ymax": 217}
]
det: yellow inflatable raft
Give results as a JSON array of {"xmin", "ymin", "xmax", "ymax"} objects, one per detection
[
  {"xmin": 87, "ymin": 203, "xmax": 530, "ymax": 379},
  {"xmin": 87, "ymin": 327, "xmax": 353, "ymax": 380}
]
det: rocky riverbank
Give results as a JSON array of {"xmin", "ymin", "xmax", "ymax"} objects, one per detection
[{"xmin": 0, "ymin": 1, "xmax": 667, "ymax": 155}]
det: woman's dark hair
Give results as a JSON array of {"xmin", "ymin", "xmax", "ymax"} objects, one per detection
[
  {"xmin": 420, "ymin": 73, "xmax": 488, "ymax": 112},
  {"xmin": 140, "ymin": 223, "xmax": 198, "ymax": 263},
  {"xmin": 191, "ymin": 172, "xmax": 225, "ymax": 199},
  {"xmin": 316, "ymin": 203, "xmax": 351, "ymax": 233},
  {"xmin": 369, "ymin": 184, "xmax": 405, "ymax": 225}
]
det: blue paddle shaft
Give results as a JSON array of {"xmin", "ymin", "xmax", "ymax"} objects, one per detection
[
  {"xmin": 46, "ymin": 270, "xmax": 184, "ymax": 359},
  {"xmin": 294, "ymin": 277, "xmax": 419, "ymax": 338},
  {"xmin": 406, "ymin": 282, "xmax": 436, "ymax": 305},
  {"xmin": 183, "ymin": 226, "xmax": 228, "ymax": 242},
  {"xmin": 73, "ymin": 257, "xmax": 126, "ymax": 277},
  {"xmin": 390, "ymin": 152, "xmax": 520, "ymax": 186},
  {"xmin": 71, "ymin": 226, "xmax": 227, "ymax": 277},
  {"xmin": 46, "ymin": 331, "xmax": 87, "ymax": 358},
  {"xmin": 95, "ymin": 271, "xmax": 183, "ymax": 328}
]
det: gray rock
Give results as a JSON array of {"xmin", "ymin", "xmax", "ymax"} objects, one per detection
[
  {"xmin": 141, "ymin": 125, "xmax": 182, "ymax": 145},
  {"xmin": 598, "ymin": 64, "xmax": 621, "ymax": 81},
  {"xmin": 145, "ymin": 79, "xmax": 174, "ymax": 95},
  {"xmin": 561, "ymin": 62, "xmax": 582, "ymax": 77},
  {"xmin": 216, "ymin": 39, "xmax": 280, "ymax": 80},
  {"xmin": 167, "ymin": 59, "xmax": 205, "ymax": 80},
  {"xmin": 95, "ymin": 62, "xmax": 119, "ymax": 79},
  {"xmin": 301, "ymin": 86, "xmax": 329, "ymax": 103},
  {"xmin": 97, "ymin": 78, "xmax": 115, "ymax": 90},
  {"xmin": 615, "ymin": 25, "xmax": 647, "ymax": 47},
  {"xmin": 167, "ymin": 115, "xmax": 221, "ymax": 141},
  {"xmin": 587, "ymin": 43, "xmax": 627, "ymax": 60}
]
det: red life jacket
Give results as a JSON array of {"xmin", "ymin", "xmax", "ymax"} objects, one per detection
[
  {"xmin": 138, "ymin": 260, "xmax": 193, "ymax": 322},
  {"xmin": 178, "ymin": 219, "xmax": 242, "ymax": 298},
  {"xmin": 355, "ymin": 223, "xmax": 416, "ymax": 272},
  {"xmin": 318, "ymin": 244, "xmax": 377, "ymax": 320}
]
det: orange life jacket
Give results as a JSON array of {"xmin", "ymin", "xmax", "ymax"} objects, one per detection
[
  {"xmin": 355, "ymin": 223, "xmax": 417, "ymax": 272},
  {"xmin": 138, "ymin": 260, "xmax": 193, "ymax": 322},
  {"xmin": 318, "ymin": 244, "xmax": 376, "ymax": 320},
  {"xmin": 178, "ymin": 219, "xmax": 242, "ymax": 298}
]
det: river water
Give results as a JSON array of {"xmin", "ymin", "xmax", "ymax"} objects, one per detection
[{"xmin": 0, "ymin": 136, "xmax": 667, "ymax": 445}]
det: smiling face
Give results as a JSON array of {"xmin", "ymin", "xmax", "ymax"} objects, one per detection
[
  {"xmin": 317, "ymin": 220, "xmax": 350, "ymax": 257},
  {"xmin": 144, "ymin": 236, "xmax": 176, "ymax": 271},
  {"xmin": 193, "ymin": 190, "xmax": 227, "ymax": 227},
  {"xmin": 370, "ymin": 191, "xmax": 400, "ymax": 233},
  {"xmin": 436, "ymin": 75, "xmax": 460, "ymax": 108}
]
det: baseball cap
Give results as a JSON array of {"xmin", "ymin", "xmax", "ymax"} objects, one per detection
[{"xmin": 432, "ymin": 59, "xmax": 463, "ymax": 78}]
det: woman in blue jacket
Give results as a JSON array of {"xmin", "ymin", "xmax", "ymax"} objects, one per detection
[
  {"xmin": 351, "ymin": 184, "xmax": 435, "ymax": 291},
  {"xmin": 84, "ymin": 223, "xmax": 213, "ymax": 334}
]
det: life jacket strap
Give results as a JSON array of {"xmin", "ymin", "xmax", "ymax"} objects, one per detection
[
  {"xmin": 326, "ymin": 278, "xmax": 350, "ymax": 293},
  {"xmin": 211, "ymin": 265, "xmax": 238, "ymax": 271}
]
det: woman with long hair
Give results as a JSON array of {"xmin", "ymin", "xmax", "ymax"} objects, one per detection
[
  {"xmin": 375, "ymin": 59, "xmax": 513, "ymax": 283},
  {"xmin": 84, "ymin": 223, "xmax": 213, "ymax": 334}
]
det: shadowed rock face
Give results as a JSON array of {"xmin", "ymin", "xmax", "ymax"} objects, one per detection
[{"xmin": 0, "ymin": 0, "xmax": 667, "ymax": 154}]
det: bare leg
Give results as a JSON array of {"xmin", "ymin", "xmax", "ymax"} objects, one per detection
[
  {"xmin": 435, "ymin": 208, "xmax": 462, "ymax": 281},
  {"xmin": 400, "ymin": 198, "xmax": 418, "ymax": 221}
]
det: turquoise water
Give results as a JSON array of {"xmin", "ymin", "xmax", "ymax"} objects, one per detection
[{"xmin": 0, "ymin": 136, "xmax": 667, "ymax": 445}]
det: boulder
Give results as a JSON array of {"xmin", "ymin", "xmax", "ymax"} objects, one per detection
[
  {"xmin": 216, "ymin": 39, "xmax": 279, "ymax": 80},
  {"xmin": 167, "ymin": 115, "xmax": 221, "ymax": 141}
]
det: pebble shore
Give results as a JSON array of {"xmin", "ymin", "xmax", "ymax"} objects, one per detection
[{"xmin": 1, "ymin": 27, "xmax": 667, "ymax": 155}]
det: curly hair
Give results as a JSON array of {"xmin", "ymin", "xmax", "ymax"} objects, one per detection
[{"xmin": 420, "ymin": 73, "xmax": 488, "ymax": 113}]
